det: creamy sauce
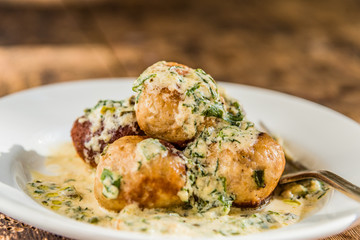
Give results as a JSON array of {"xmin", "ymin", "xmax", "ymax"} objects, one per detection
[
  {"xmin": 26, "ymin": 143, "xmax": 329, "ymax": 237},
  {"xmin": 136, "ymin": 138, "xmax": 168, "ymax": 161},
  {"xmin": 80, "ymin": 97, "xmax": 138, "ymax": 164},
  {"xmin": 179, "ymin": 122, "xmax": 260, "ymax": 215}
]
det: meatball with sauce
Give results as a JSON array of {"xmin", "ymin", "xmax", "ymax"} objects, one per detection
[
  {"xmin": 182, "ymin": 123, "xmax": 285, "ymax": 209},
  {"xmin": 133, "ymin": 61, "xmax": 226, "ymax": 146},
  {"xmin": 94, "ymin": 135, "xmax": 187, "ymax": 211},
  {"xmin": 71, "ymin": 96, "xmax": 143, "ymax": 167}
]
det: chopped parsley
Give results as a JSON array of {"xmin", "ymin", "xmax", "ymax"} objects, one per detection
[
  {"xmin": 253, "ymin": 170, "xmax": 266, "ymax": 188},
  {"xmin": 202, "ymin": 104, "xmax": 224, "ymax": 118},
  {"xmin": 100, "ymin": 168, "xmax": 122, "ymax": 199}
]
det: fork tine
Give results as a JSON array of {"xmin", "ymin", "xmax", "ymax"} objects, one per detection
[{"xmin": 280, "ymin": 170, "xmax": 360, "ymax": 202}]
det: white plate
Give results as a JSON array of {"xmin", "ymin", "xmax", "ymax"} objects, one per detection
[{"xmin": 0, "ymin": 79, "xmax": 359, "ymax": 240}]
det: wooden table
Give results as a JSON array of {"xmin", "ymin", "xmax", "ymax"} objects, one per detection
[{"xmin": 1, "ymin": 0, "xmax": 359, "ymax": 239}]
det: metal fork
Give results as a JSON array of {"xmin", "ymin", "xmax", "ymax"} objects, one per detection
[
  {"xmin": 259, "ymin": 122, "xmax": 360, "ymax": 203},
  {"xmin": 280, "ymin": 170, "xmax": 360, "ymax": 202}
]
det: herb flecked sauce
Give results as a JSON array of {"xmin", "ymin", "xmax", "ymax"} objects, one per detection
[{"xmin": 26, "ymin": 143, "xmax": 329, "ymax": 237}]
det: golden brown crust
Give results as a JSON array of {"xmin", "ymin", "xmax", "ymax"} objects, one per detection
[
  {"xmin": 208, "ymin": 132, "xmax": 285, "ymax": 208},
  {"xmin": 136, "ymin": 87, "xmax": 193, "ymax": 146},
  {"xmin": 71, "ymin": 118, "xmax": 92, "ymax": 165},
  {"xmin": 134, "ymin": 61, "xmax": 225, "ymax": 147},
  {"xmin": 94, "ymin": 135, "xmax": 186, "ymax": 211}
]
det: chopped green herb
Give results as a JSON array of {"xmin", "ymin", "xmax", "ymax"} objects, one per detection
[
  {"xmin": 100, "ymin": 168, "xmax": 122, "ymax": 199},
  {"xmin": 245, "ymin": 122, "xmax": 254, "ymax": 130},
  {"xmin": 253, "ymin": 170, "xmax": 266, "ymax": 188},
  {"xmin": 138, "ymin": 138, "xmax": 167, "ymax": 160},
  {"xmin": 64, "ymin": 179, "xmax": 75, "ymax": 183},
  {"xmin": 89, "ymin": 217, "xmax": 99, "ymax": 224},
  {"xmin": 214, "ymin": 159, "xmax": 219, "ymax": 173},
  {"xmin": 219, "ymin": 176, "xmax": 227, "ymax": 192},
  {"xmin": 317, "ymin": 191, "xmax": 327, "ymax": 199},
  {"xmin": 192, "ymin": 152, "xmax": 205, "ymax": 158},
  {"xmin": 268, "ymin": 210, "xmax": 280, "ymax": 215},
  {"xmin": 202, "ymin": 104, "xmax": 224, "ymax": 118},
  {"xmin": 186, "ymin": 83, "xmax": 201, "ymax": 96},
  {"xmin": 283, "ymin": 199, "xmax": 301, "ymax": 206},
  {"xmin": 132, "ymin": 74, "xmax": 157, "ymax": 92}
]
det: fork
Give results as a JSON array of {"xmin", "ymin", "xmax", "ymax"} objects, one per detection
[
  {"xmin": 280, "ymin": 170, "xmax": 360, "ymax": 202},
  {"xmin": 259, "ymin": 122, "xmax": 360, "ymax": 203}
]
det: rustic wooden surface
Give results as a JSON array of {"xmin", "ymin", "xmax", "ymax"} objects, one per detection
[{"xmin": 1, "ymin": 0, "xmax": 360, "ymax": 239}]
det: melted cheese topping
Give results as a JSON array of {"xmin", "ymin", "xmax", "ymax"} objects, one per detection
[{"xmin": 26, "ymin": 143, "xmax": 329, "ymax": 237}]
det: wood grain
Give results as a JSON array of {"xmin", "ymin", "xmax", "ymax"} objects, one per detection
[
  {"xmin": 0, "ymin": 0, "xmax": 359, "ymax": 239},
  {"xmin": 0, "ymin": 213, "xmax": 69, "ymax": 240},
  {"xmin": 90, "ymin": 0, "xmax": 360, "ymax": 121}
]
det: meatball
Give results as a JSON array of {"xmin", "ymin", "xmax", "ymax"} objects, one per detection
[
  {"xmin": 71, "ymin": 96, "xmax": 143, "ymax": 167},
  {"xmin": 183, "ymin": 123, "xmax": 285, "ymax": 209},
  {"xmin": 94, "ymin": 135, "xmax": 187, "ymax": 211},
  {"xmin": 133, "ymin": 61, "xmax": 226, "ymax": 146},
  {"xmin": 212, "ymin": 131, "xmax": 285, "ymax": 207}
]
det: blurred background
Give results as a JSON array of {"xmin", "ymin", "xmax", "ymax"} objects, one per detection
[
  {"xmin": 0, "ymin": 0, "xmax": 360, "ymax": 239},
  {"xmin": 1, "ymin": 0, "xmax": 360, "ymax": 120}
]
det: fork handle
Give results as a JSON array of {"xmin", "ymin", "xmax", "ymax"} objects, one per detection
[{"xmin": 280, "ymin": 170, "xmax": 360, "ymax": 202}]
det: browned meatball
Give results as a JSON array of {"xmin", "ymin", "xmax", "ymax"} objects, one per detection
[
  {"xmin": 71, "ymin": 97, "xmax": 143, "ymax": 167},
  {"xmin": 183, "ymin": 124, "xmax": 285, "ymax": 209},
  {"xmin": 213, "ymin": 132, "xmax": 285, "ymax": 207},
  {"xmin": 135, "ymin": 87, "xmax": 185, "ymax": 144},
  {"xmin": 133, "ymin": 61, "xmax": 226, "ymax": 146},
  {"xmin": 94, "ymin": 135, "xmax": 187, "ymax": 211}
]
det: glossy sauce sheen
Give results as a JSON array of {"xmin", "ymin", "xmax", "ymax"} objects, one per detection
[{"xmin": 26, "ymin": 143, "xmax": 329, "ymax": 237}]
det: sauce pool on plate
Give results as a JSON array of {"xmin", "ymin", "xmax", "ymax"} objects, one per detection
[{"xmin": 26, "ymin": 143, "xmax": 329, "ymax": 237}]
